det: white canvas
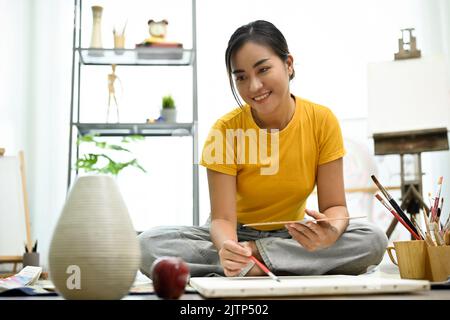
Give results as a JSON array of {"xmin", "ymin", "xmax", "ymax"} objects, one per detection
[
  {"xmin": 0, "ymin": 156, "xmax": 27, "ymax": 256},
  {"xmin": 367, "ymin": 55, "xmax": 450, "ymax": 135},
  {"xmin": 189, "ymin": 275, "xmax": 430, "ymax": 298}
]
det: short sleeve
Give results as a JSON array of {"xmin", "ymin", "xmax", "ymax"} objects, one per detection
[
  {"xmin": 199, "ymin": 120, "xmax": 238, "ymax": 176},
  {"xmin": 318, "ymin": 110, "xmax": 346, "ymax": 165}
]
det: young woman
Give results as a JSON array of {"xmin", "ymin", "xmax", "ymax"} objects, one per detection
[{"xmin": 138, "ymin": 20, "xmax": 387, "ymax": 278}]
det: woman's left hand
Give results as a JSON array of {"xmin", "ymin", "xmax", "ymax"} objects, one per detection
[{"xmin": 286, "ymin": 209, "xmax": 341, "ymax": 252}]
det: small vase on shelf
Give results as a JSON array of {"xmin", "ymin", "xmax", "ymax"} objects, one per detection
[
  {"xmin": 89, "ymin": 6, "xmax": 104, "ymax": 57},
  {"xmin": 160, "ymin": 94, "xmax": 177, "ymax": 123}
]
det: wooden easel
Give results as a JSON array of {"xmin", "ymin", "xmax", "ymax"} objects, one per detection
[
  {"xmin": 0, "ymin": 149, "xmax": 32, "ymax": 273},
  {"xmin": 373, "ymin": 128, "xmax": 449, "ymax": 239}
]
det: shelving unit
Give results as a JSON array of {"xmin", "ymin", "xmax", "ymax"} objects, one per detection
[
  {"xmin": 67, "ymin": 0, "xmax": 199, "ymax": 226},
  {"xmin": 78, "ymin": 48, "xmax": 193, "ymax": 66}
]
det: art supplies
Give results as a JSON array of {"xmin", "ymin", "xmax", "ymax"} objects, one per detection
[
  {"xmin": 24, "ymin": 240, "xmax": 38, "ymax": 253},
  {"xmin": 375, "ymin": 194, "xmax": 421, "ymax": 240},
  {"xmin": 377, "ymin": 175, "xmax": 450, "ymax": 282},
  {"xmin": 387, "ymin": 240, "xmax": 450, "ymax": 282},
  {"xmin": 387, "ymin": 240, "xmax": 428, "ymax": 280},
  {"xmin": 371, "ymin": 174, "xmax": 450, "ymax": 243},
  {"xmin": 242, "ymin": 215, "xmax": 366, "ymax": 228},
  {"xmin": 0, "ymin": 266, "xmax": 42, "ymax": 293},
  {"xmin": 420, "ymin": 201, "xmax": 450, "ymax": 247},
  {"xmin": 411, "ymin": 215, "xmax": 426, "ymax": 240},
  {"xmin": 0, "ymin": 152, "xmax": 32, "ymax": 270},
  {"xmin": 189, "ymin": 275, "xmax": 430, "ymax": 298},
  {"xmin": 249, "ymin": 256, "xmax": 280, "ymax": 282},
  {"xmin": 371, "ymin": 175, "xmax": 419, "ymax": 236},
  {"xmin": 426, "ymin": 245, "xmax": 450, "ymax": 282},
  {"xmin": 444, "ymin": 230, "xmax": 450, "ymax": 246},
  {"xmin": 431, "ymin": 176, "xmax": 443, "ymax": 222}
]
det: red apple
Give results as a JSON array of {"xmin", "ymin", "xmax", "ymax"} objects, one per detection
[{"xmin": 151, "ymin": 256, "xmax": 190, "ymax": 299}]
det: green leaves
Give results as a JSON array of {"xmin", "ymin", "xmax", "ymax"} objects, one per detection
[
  {"xmin": 162, "ymin": 95, "xmax": 175, "ymax": 109},
  {"xmin": 75, "ymin": 134, "xmax": 147, "ymax": 176}
]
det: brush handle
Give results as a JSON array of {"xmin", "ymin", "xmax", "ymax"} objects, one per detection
[
  {"xmin": 389, "ymin": 208, "xmax": 421, "ymax": 240},
  {"xmin": 375, "ymin": 195, "xmax": 421, "ymax": 240},
  {"xmin": 249, "ymin": 256, "xmax": 280, "ymax": 282},
  {"xmin": 243, "ymin": 216, "xmax": 366, "ymax": 227},
  {"xmin": 444, "ymin": 230, "xmax": 450, "ymax": 246},
  {"xmin": 249, "ymin": 256, "xmax": 270, "ymax": 274},
  {"xmin": 389, "ymin": 199, "xmax": 419, "ymax": 235}
]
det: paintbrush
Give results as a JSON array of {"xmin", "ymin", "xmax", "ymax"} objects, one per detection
[
  {"xmin": 431, "ymin": 176, "xmax": 443, "ymax": 222},
  {"xmin": 443, "ymin": 213, "xmax": 450, "ymax": 232},
  {"xmin": 122, "ymin": 20, "xmax": 128, "ymax": 36},
  {"xmin": 432, "ymin": 222, "xmax": 445, "ymax": 246},
  {"xmin": 375, "ymin": 194, "xmax": 420, "ymax": 240},
  {"xmin": 243, "ymin": 215, "xmax": 366, "ymax": 228},
  {"xmin": 428, "ymin": 192, "xmax": 433, "ymax": 215},
  {"xmin": 371, "ymin": 175, "xmax": 419, "ymax": 236},
  {"xmin": 444, "ymin": 229, "xmax": 450, "ymax": 246},
  {"xmin": 423, "ymin": 206, "xmax": 436, "ymax": 246},
  {"xmin": 437, "ymin": 198, "xmax": 444, "ymax": 226},
  {"xmin": 411, "ymin": 215, "xmax": 426, "ymax": 240},
  {"xmin": 249, "ymin": 256, "xmax": 280, "ymax": 282}
]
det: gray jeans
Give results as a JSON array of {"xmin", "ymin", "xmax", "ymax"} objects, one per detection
[{"xmin": 138, "ymin": 220, "xmax": 388, "ymax": 278}]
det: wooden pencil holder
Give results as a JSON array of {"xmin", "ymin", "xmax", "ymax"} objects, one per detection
[
  {"xmin": 426, "ymin": 245, "xmax": 450, "ymax": 282},
  {"xmin": 387, "ymin": 240, "xmax": 429, "ymax": 280},
  {"xmin": 387, "ymin": 240, "xmax": 450, "ymax": 282}
]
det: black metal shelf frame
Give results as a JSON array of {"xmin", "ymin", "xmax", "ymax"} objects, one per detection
[{"xmin": 67, "ymin": 0, "xmax": 199, "ymax": 225}]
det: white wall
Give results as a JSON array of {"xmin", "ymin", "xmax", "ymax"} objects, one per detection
[
  {"xmin": 25, "ymin": 0, "xmax": 73, "ymax": 273},
  {"xmin": 0, "ymin": 0, "xmax": 30, "ymax": 155},
  {"xmin": 1, "ymin": 0, "xmax": 72, "ymax": 271}
]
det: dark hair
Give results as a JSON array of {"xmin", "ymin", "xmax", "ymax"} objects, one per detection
[{"xmin": 225, "ymin": 20, "xmax": 294, "ymax": 107}]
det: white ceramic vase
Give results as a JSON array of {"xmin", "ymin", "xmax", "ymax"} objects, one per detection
[{"xmin": 48, "ymin": 175, "xmax": 141, "ymax": 300}]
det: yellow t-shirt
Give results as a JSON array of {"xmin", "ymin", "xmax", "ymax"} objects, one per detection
[{"xmin": 200, "ymin": 95, "xmax": 346, "ymax": 230}]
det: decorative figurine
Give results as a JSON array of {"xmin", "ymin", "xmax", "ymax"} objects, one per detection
[
  {"xmin": 136, "ymin": 19, "xmax": 182, "ymax": 48},
  {"xmin": 107, "ymin": 64, "xmax": 122, "ymax": 123},
  {"xmin": 394, "ymin": 28, "xmax": 421, "ymax": 60},
  {"xmin": 148, "ymin": 19, "xmax": 169, "ymax": 42}
]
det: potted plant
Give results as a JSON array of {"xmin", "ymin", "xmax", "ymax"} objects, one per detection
[
  {"xmin": 75, "ymin": 134, "xmax": 146, "ymax": 176},
  {"xmin": 160, "ymin": 94, "xmax": 177, "ymax": 123}
]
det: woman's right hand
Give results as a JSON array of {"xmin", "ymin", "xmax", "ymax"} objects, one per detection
[{"xmin": 219, "ymin": 240, "xmax": 252, "ymax": 277}]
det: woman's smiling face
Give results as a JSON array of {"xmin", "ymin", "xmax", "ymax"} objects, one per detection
[{"xmin": 231, "ymin": 41, "xmax": 293, "ymax": 116}]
